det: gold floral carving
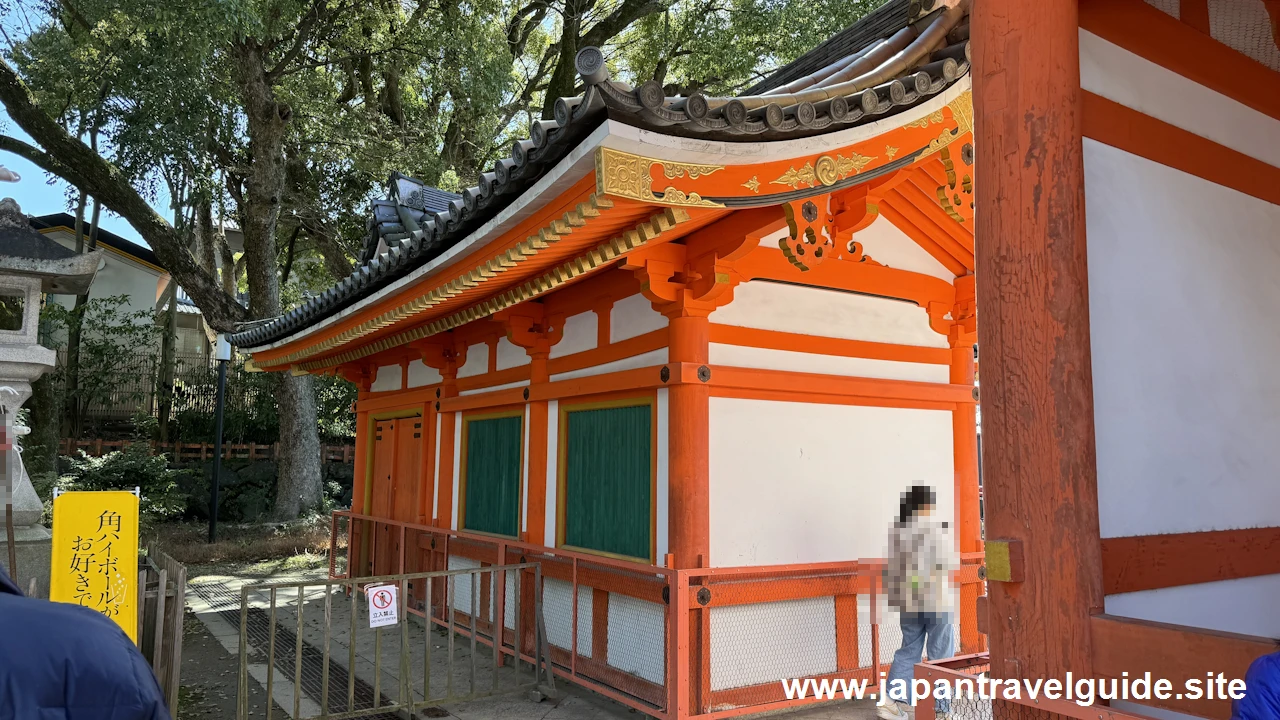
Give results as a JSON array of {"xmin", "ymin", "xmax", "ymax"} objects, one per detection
[
  {"xmin": 904, "ymin": 109, "xmax": 945, "ymax": 129},
  {"xmin": 596, "ymin": 147, "xmax": 725, "ymax": 207},
  {"xmin": 773, "ymin": 152, "xmax": 875, "ymax": 191},
  {"xmin": 918, "ymin": 91, "xmax": 975, "ymax": 160},
  {"xmin": 886, "ymin": 145, "xmax": 899, "ymax": 159},
  {"xmin": 835, "ymin": 152, "xmax": 875, "ymax": 177},
  {"xmin": 742, "ymin": 176, "xmax": 760, "ymax": 193},
  {"xmin": 663, "ymin": 162, "xmax": 723, "ymax": 180},
  {"xmin": 771, "ymin": 162, "xmax": 817, "ymax": 190}
]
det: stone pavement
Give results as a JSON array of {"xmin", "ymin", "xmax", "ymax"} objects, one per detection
[{"xmin": 185, "ymin": 569, "xmax": 883, "ymax": 720}]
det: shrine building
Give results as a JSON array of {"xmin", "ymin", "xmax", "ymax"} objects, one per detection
[{"xmin": 232, "ymin": 0, "xmax": 1280, "ymax": 717}]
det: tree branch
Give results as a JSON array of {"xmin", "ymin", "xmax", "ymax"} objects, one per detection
[{"xmin": 0, "ymin": 56, "xmax": 245, "ymax": 332}]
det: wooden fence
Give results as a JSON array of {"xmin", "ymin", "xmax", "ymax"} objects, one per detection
[
  {"xmin": 60, "ymin": 438, "xmax": 356, "ymax": 464},
  {"xmin": 139, "ymin": 542, "xmax": 187, "ymax": 714}
]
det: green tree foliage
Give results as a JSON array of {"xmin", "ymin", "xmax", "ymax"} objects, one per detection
[{"xmin": 40, "ymin": 295, "xmax": 160, "ymax": 435}]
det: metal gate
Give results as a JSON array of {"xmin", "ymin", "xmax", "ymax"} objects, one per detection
[{"xmin": 235, "ymin": 563, "xmax": 555, "ymax": 719}]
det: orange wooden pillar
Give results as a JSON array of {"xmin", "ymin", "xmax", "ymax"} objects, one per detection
[
  {"xmin": 525, "ymin": 349, "xmax": 550, "ymax": 546},
  {"xmin": 665, "ymin": 309, "xmax": 712, "ymax": 714},
  {"xmin": 972, "ymin": 0, "xmax": 1105, "ymax": 706},
  {"xmin": 665, "ymin": 312, "xmax": 711, "ymax": 569},
  {"xmin": 950, "ymin": 323, "xmax": 982, "ymax": 653}
]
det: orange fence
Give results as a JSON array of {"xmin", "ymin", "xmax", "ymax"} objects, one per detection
[
  {"xmin": 60, "ymin": 439, "xmax": 355, "ymax": 463},
  {"xmin": 330, "ymin": 511, "xmax": 985, "ymax": 720}
]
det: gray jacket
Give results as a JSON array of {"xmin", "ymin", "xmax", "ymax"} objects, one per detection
[{"xmin": 885, "ymin": 516, "xmax": 959, "ymax": 615}]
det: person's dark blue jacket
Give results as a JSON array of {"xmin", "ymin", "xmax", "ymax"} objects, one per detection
[
  {"xmin": 0, "ymin": 563, "xmax": 171, "ymax": 720},
  {"xmin": 1235, "ymin": 651, "xmax": 1280, "ymax": 720}
]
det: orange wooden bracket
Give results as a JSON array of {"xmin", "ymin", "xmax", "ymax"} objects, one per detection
[
  {"xmin": 779, "ymin": 194, "xmax": 836, "ymax": 271},
  {"xmin": 337, "ymin": 361, "xmax": 376, "ymax": 392}
]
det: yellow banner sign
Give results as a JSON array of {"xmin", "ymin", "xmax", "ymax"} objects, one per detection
[{"xmin": 49, "ymin": 491, "xmax": 139, "ymax": 641}]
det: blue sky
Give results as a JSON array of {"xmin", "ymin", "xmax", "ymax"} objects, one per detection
[{"xmin": 0, "ymin": 112, "xmax": 159, "ymax": 247}]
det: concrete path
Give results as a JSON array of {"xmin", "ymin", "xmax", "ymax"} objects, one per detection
[{"xmin": 184, "ymin": 568, "xmax": 885, "ymax": 720}]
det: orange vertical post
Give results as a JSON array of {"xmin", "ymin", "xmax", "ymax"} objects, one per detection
[
  {"xmin": 525, "ymin": 350, "xmax": 550, "ymax": 546},
  {"xmin": 950, "ymin": 325, "xmax": 983, "ymax": 653},
  {"xmin": 436, "ymin": 376, "xmax": 458, "ymax": 530},
  {"xmin": 972, "ymin": 0, "xmax": 1105, "ymax": 708},
  {"xmin": 665, "ymin": 313, "xmax": 711, "ymax": 570}
]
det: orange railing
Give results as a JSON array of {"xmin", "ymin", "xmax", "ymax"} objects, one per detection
[{"xmin": 329, "ymin": 511, "xmax": 985, "ymax": 720}]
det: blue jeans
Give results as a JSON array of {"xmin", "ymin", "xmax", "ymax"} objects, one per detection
[{"xmin": 887, "ymin": 612, "xmax": 956, "ymax": 713}]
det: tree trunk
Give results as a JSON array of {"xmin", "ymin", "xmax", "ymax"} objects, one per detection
[
  {"xmin": 233, "ymin": 40, "xmax": 322, "ymax": 519},
  {"xmin": 300, "ymin": 216, "xmax": 354, "ymax": 281},
  {"xmin": 274, "ymin": 372, "xmax": 323, "ymax": 517}
]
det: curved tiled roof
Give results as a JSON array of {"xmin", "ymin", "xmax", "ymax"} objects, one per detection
[{"xmin": 231, "ymin": 0, "xmax": 972, "ymax": 352}]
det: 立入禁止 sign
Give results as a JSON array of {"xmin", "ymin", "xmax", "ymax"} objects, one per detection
[
  {"xmin": 365, "ymin": 583, "xmax": 399, "ymax": 628},
  {"xmin": 49, "ymin": 491, "xmax": 139, "ymax": 640}
]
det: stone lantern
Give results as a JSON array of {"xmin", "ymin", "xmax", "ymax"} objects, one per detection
[{"xmin": 0, "ymin": 198, "xmax": 103, "ymax": 595}]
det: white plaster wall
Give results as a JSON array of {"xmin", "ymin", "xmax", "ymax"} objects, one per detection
[
  {"xmin": 47, "ymin": 233, "xmax": 163, "ymax": 319},
  {"xmin": 708, "ymin": 398, "xmax": 955, "ymax": 566},
  {"xmin": 550, "ymin": 311, "xmax": 598, "ymax": 359},
  {"xmin": 1079, "ymin": 30, "xmax": 1280, "ymax": 170},
  {"xmin": 655, "ymin": 388, "xmax": 670, "ymax": 564},
  {"xmin": 549, "ymin": 348, "xmax": 668, "ymax": 382},
  {"xmin": 456, "ymin": 343, "xmax": 489, "ymax": 378},
  {"xmin": 1085, "ymin": 140, "xmax": 1280, "ymax": 541},
  {"xmin": 1105, "ymin": 574, "xmax": 1280, "ymax": 644},
  {"xmin": 458, "ymin": 380, "xmax": 529, "ymax": 396},
  {"xmin": 370, "ymin": 365, "xmax": 402, "ymax": 392},
  {"xmin": 544, "ymin": 578, "xmax": 594, "ymax": 658},
  {"xmin": 606, "ymin": 594, "xmax": 666, "ymax": 685},
  {"xmin": 433, "ymin": 414, "xmax": 443, "ymax": 523},
  {"xmin": 708, "ymin": 343, "xmax": 950, "ymax": 384},
  {"xmin": 709, "ymin": 281, "xmax": 948, "ymax": 349},
  {"xmin": 710, "ymin": 599, "xmax": 836, "ymax": 691},
  {"xmin": 407, "ymin": 360, "xmax": 442, "ymax": 388},
  {"xmin": 496, "ymin": 337, "xmax": 531, "ymax": 370},
  {"xmin": 855, "ymin": 215, "xmax": 957, "ymax": 282},
  {"xmin": 611, "ymin": 293, "xmax": 667, "ymax": 342},
  {"xmin": 544, "ymin": 400, "xmax": 559, "ymax": 547},
  {"xmin": 451, "ymin": 419, "xmax": 462, "ymax": 529},
  {"xmin": 521, "ymin": 404, "xmax": 530, "ymax": 535}
]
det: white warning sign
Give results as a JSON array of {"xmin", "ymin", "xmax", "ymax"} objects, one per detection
[{"xmin": 365, "ymin": 583, "xmax": 399, "ymax": 628}]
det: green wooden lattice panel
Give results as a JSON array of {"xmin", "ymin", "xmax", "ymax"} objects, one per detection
[
  {"xmin": 463, "ymin": 415, "xmax": 522, "ymax": 537},
  {"xmin": 563, "ymin": 404, "xmax": 651, "ymax": 558}
]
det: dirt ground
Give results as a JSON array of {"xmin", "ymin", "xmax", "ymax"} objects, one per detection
[{"xmin": 177, "ymin": 606, "xmax": 286, "ymax": 720}]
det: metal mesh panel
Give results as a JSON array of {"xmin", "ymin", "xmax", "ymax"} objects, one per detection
[
  {"xmin": 1210, "ymin": 0, "xmax": 1280, "ymax": 72},
  {"xmin": 1143, "ymin": 0, "xmax": 1179, "ymax": 19}
]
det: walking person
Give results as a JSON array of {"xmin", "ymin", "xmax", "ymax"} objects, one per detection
[{"xmin": 879, "ymin": 485, "xmax": 959, "ymax": 720}]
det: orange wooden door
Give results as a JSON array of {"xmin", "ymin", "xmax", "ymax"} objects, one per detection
[
  {"xmin": 388, "ymin": 418, "xmax": 422, "ymax": 575},
  {"xmin": 370, "ymin": 419, "xmax": 397, "ymax": 576}
]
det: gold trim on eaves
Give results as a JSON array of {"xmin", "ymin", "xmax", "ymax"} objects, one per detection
[
  {"xmin": 279, "ymin": 206, "xmax": 693, "ymax": 373},
  {"xmin": 596, "ymin": 147, "xmax": 725, "ymax": 208},
  {"xmin": 255, "ymin": 193, "xmax": 616, "ymax": 370}
]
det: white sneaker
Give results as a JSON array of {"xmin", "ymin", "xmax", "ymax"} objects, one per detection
[{"xmin": 876, "ymin": 700, "xmax": 909, "ymax": 719}]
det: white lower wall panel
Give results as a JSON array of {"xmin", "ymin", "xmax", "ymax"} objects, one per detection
[
  {"xmin": 709, "ymin": 398, "xmax": 955, "ymax": 566},
  {"xmin": 709, "ymin": 598, "xmax": 836, "ymax": 691},
  {"xmin": 606, "ymin": 594, "xmax": 666, "ymax": 685},
  {"xmin": 544, "ymin": 578, "xmax": 593, "ymax": 658}
]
